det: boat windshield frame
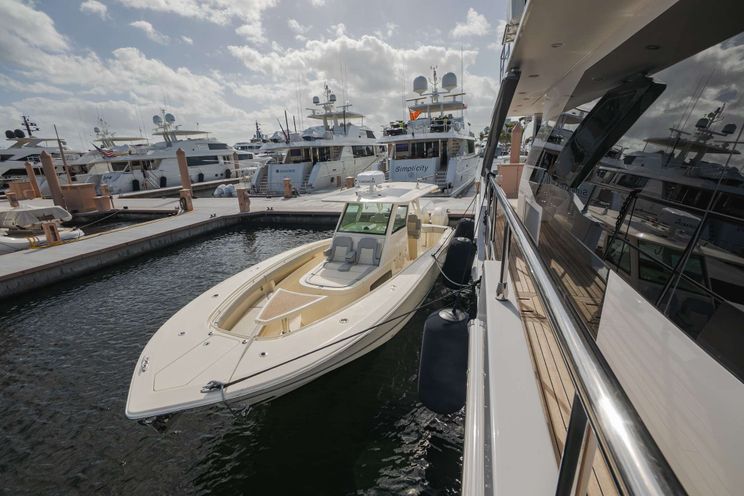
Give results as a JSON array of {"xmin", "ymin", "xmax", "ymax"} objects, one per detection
[{"xmin": 336, "ymin": 202, "xmax": 392, "ymax": 235}]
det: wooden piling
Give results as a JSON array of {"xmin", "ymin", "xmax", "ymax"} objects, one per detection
[
  {"xmin": 176, "ymin": 148, "xmax": 192, "ymax": 190},
  {"xmin": 24, "ymin": 161, "xmax": 41, "ymax": 197},
  {"xmin": 40, "ymin": 151, "xmax": 65, "ymax": 207}
]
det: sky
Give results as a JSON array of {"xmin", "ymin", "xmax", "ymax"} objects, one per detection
[{"xmin": 0, "ymin": 0, "xmax": 507, "ymax": 151}]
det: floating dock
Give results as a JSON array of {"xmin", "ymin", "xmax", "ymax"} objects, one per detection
[{"xmin": 0, "ymin": 192, "xmax": 476, "ymax": 300}]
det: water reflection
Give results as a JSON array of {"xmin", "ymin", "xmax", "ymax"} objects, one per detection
[{"xmin": 0, "ymin": 226, "xmax": 463, "ymax": 494}]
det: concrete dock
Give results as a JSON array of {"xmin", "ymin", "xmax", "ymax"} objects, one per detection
[{"xmin": 0, "ymin": 191, "xmax": 476, "ymax": 300}]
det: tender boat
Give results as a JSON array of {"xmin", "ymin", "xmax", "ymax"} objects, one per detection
[
  {"xmin": 126, "ymin": 171, "xmax": 453, "ymax": 419},
  {"xmin": 0, "ymin": 205, "xmax": 84, "ymax": 254}
]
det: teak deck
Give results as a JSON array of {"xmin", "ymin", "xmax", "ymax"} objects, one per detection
[{"xmin": 511, "ymin": 253, "xmax": 618, "ymax": 496}]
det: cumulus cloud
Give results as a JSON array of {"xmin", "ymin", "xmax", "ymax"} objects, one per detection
[
  {"xmin": 181, "ymin": 35, "xmax": 194, "ymax": 45},
  {"xmin": 451, "ymin": 8, "xmax": 490, "ymax": 38},
  {"xmin": 117, "ymin": 0, "xmax": 277, "ymax": 44},
  {"xmin": 80, "ymin": 0, "xmax": 109, "ymax": 20},
  {"xmin": 228, "ymin": 32, "xmax": 499, "ymax": 131},
  {"xmin": 288, "ymin": 19, "xmax": 310, "ymax": 35},
  {"xmin": 130, "ymin": 20, "xmax": 170, "ymax": 44},
  {"xmin": 0, "ymin": 0, "xmax": 501, "ymax": 150}
]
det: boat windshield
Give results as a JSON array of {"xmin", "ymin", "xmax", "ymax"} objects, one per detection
[{"xmin": 337, "ymin": 202, "xmax": 392, "ymax": 235}]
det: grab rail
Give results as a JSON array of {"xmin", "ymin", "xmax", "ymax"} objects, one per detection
[{"xmin": 483, "ymin": 175, "xmax": 686, "ymax": 495}]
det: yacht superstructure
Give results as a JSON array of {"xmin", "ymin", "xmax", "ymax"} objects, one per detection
[
  {"xmin": 0, "ymin": 117, "xmax": 83, "ymax": 192},
  {"xmin": 252, "ymin": 86, "xmax": 385, "ymax": 194},
  {"xmin": 379, "ymin": 68, "xmax": 479, "ymax": 196},
  {"xmin": 458, "ymin": 0, "xmax": 744, "ymax": 495},
  {"xmin": 82, "ymin": 111, "xmax": 253, "ymax": 194}
]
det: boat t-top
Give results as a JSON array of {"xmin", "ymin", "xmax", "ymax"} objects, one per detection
[
  {"xmin": 252, "ymin": 85, "xmax": 386, "ymax": 195},
  {"xmin": 126, "ymin": 170, "xmax": 453, "ymax": 419},
  {"xmin": 379, "ymin": 68, "xmax": 479, "ymax": 196}
]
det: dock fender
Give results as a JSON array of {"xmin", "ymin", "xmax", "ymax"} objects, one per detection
[
  {"xmin": 453, "ymin": 218, "xmax": 475, "ymax": 241},
  {"xmin": 441, "ymin": 237, "xmax": 476, "ymax": 289},
  {"xmin": 418, "ymin": 309, "xmax": 469, "ymax": 414}
]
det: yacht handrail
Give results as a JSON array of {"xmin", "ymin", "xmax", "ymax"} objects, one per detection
[{"xmin": 483, "ymin": 175, "xmax": 686, "ymax": 495}]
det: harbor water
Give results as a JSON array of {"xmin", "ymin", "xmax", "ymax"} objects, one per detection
[{"xmin": 0, "ymin": 225, "xmax": 463, "ymax": 495}]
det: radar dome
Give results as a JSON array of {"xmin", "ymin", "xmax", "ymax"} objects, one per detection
[
  {"xmin": 413, "ymin": 75, "xmax": 428, "ymax": 95},
  {"xmin": 93, "ymin": 126, "xmax": 101, "ymax": 134},
  {"xmin": 442, "ymin": 72, "xmax": 457, "ymax": 91},
  {"xmin": 14, "ymin": 129, "xmax": 25, "ymax": 138},
  {"xmin": 5, "ymin": 130, "xmax": 14, "ymax": 139},
  {"xmin": 164, "ymin": 113, "xmax": 176, "ymax": 124},
  {"xmin": 312, "ymin": 96, "xmax": 320, "ymax": 105},
  {"xmin": 722, "ymin": 123, "xmax": 737, "ymax": 135},
  {"xmin": 152, "ymin": 115, "xmax": 163, "ymax": 125},
  {"xmin": 329, "ymin": 93, "xmax": 337, "ymax": 103}
]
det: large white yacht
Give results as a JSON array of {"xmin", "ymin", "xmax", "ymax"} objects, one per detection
[
  {"xmin": 252, "ymin": 86, "xmax": 385, "ymax": 194},
  {"xmin": 436, "ymin": 1, "xmax": 744, "ymax": 495},
  {"xmin": 0, "ymin": 117, "xmax": 83, "ymax": 192},
  {"xmin": 379, "ymin": 68, "xmax": 479, "ymax": 196},
  {"xmin": 82, "ymin": 111, "xmax": 253, "ymax": 194}
]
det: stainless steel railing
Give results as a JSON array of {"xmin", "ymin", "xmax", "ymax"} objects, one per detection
[{"xmin": 482, "ymin": 175, "xmax": 686, "ymax": 496}]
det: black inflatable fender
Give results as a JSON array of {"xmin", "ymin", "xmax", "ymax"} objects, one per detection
[{"xmin": 418, "ymin": 309, "xmax": 469, "ymax": 414}]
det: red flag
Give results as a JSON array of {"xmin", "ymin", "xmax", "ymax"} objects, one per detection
[{"xmin": 409, "ymin": 110, "xmax": 422, "ymax": 121}]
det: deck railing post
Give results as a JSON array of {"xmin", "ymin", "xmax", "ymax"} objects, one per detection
[
  {"xmin": 496, "ymin": 222, "xmax": 510, "ymax": 300},
  {"xmin": 555, "ymin": 395, "xmax": 591, "ymax": 496}
]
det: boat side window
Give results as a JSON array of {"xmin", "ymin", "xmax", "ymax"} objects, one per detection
[
  {"xmin": 366, "ymin": 130, "xmax": 376, "ymax": 139},
  {"xmin": 467, "ymin": 140, "xmax": 475, "ymax": 154},
  {"xmin": 392, "ymin": 205, "xmax": 408, "ymax": 233},
  {"xmin": 0, "ymin": 154, "xmax": 13, "ymax": 162},
  {"xmin": 186, "ymin": 156, "xmax": 219, "ymax": 167},
  {"xmin": 237, "ymin": 153, "xmax": 253, "ymax": 160},
  {"xmin": 208, "ymin": 143, "xmax": 228, "ymax": 150},
  {"xmin": 337, "ymin": 202, "xmax": 392, "ymax": 235},
  {"xmin": 394, "ymin": 143, "xmax": 409, "ymax": 159}
]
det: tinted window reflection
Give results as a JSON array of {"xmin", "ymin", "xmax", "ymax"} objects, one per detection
[{"xmin": 520, "ymin": 32, "xmax": 744, "ymax": 380}]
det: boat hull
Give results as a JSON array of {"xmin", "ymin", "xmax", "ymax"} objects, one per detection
[{"xmin": 126, "ymin": 230, "xmax": 451, "ymax": 419}]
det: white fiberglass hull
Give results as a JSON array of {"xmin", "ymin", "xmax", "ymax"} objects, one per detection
[
  {"xmin": 0, "ymin": 228, "xmax": 84, "ymax": 255},
  {"xmin": 126, "ymin": 232, "xmax": 450, "ymax": 419}
]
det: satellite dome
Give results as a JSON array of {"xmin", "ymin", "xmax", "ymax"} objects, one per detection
[
  {"xmin": 5, "ymin": 130, "xmax": 14, "ymax": 139},
  {"xmin": 413, "ymin": 75, "xmax": 427, "ymax": 95},
  {"xmin": 164, "ymin": 113, "xmax": 176, "ymax": 124},
  {"xmin": 14, "ymin": 129, "xmax": 25, "ymax": 138},
  {"xmin": 442, "ymin": 72, "xmax": 457, "ymax": 91},
  {"xmin": 152, "ymin": 115, "xmax": 163, "ymax": 125},
  {"xmin": 93, "ymin": 126, "xmax": 101, "ymax": 134},
  {"xmin": 722, "ymin": 123, "xmax": 737, "ymax": 135},
  {"xmin": 329, "ymin": 93, "xmax": 337, "ymax": 103},
  {"xmin": 695, "ymin": 118, "xmax": 709, "ymax": 129},
  {"xmin": 312, "ymin": 96, "xmax": 320, "ymax": 105}
]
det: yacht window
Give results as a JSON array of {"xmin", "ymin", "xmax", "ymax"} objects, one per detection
[
  {"xmin": 366, "ymin": 130, "xmax": 376, "ymax": 139},
  {"xmin": 392, "ymin": 205, "xmax": 408, "ymax": 233},
  {"xmin": 186, "ymin": 156, "xmax": 219, "ymax": 167},
  {"xmin": 237, "ymin": 153, "xmax": 253, "ymax": 160},
  {"xmin": 0, "ymin": 154, "xmax": 13, "ymax": 162},
  {"xmin": 337, "ymin": 202, "xmax": 392, "ymax": 235},
  {"xmin": 467, "ymin": 140, "xmax": 475, "ymax": 154},
  {"xmin": 208, "ymin": 143, "xmax": 228, "ymax": 150}
]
